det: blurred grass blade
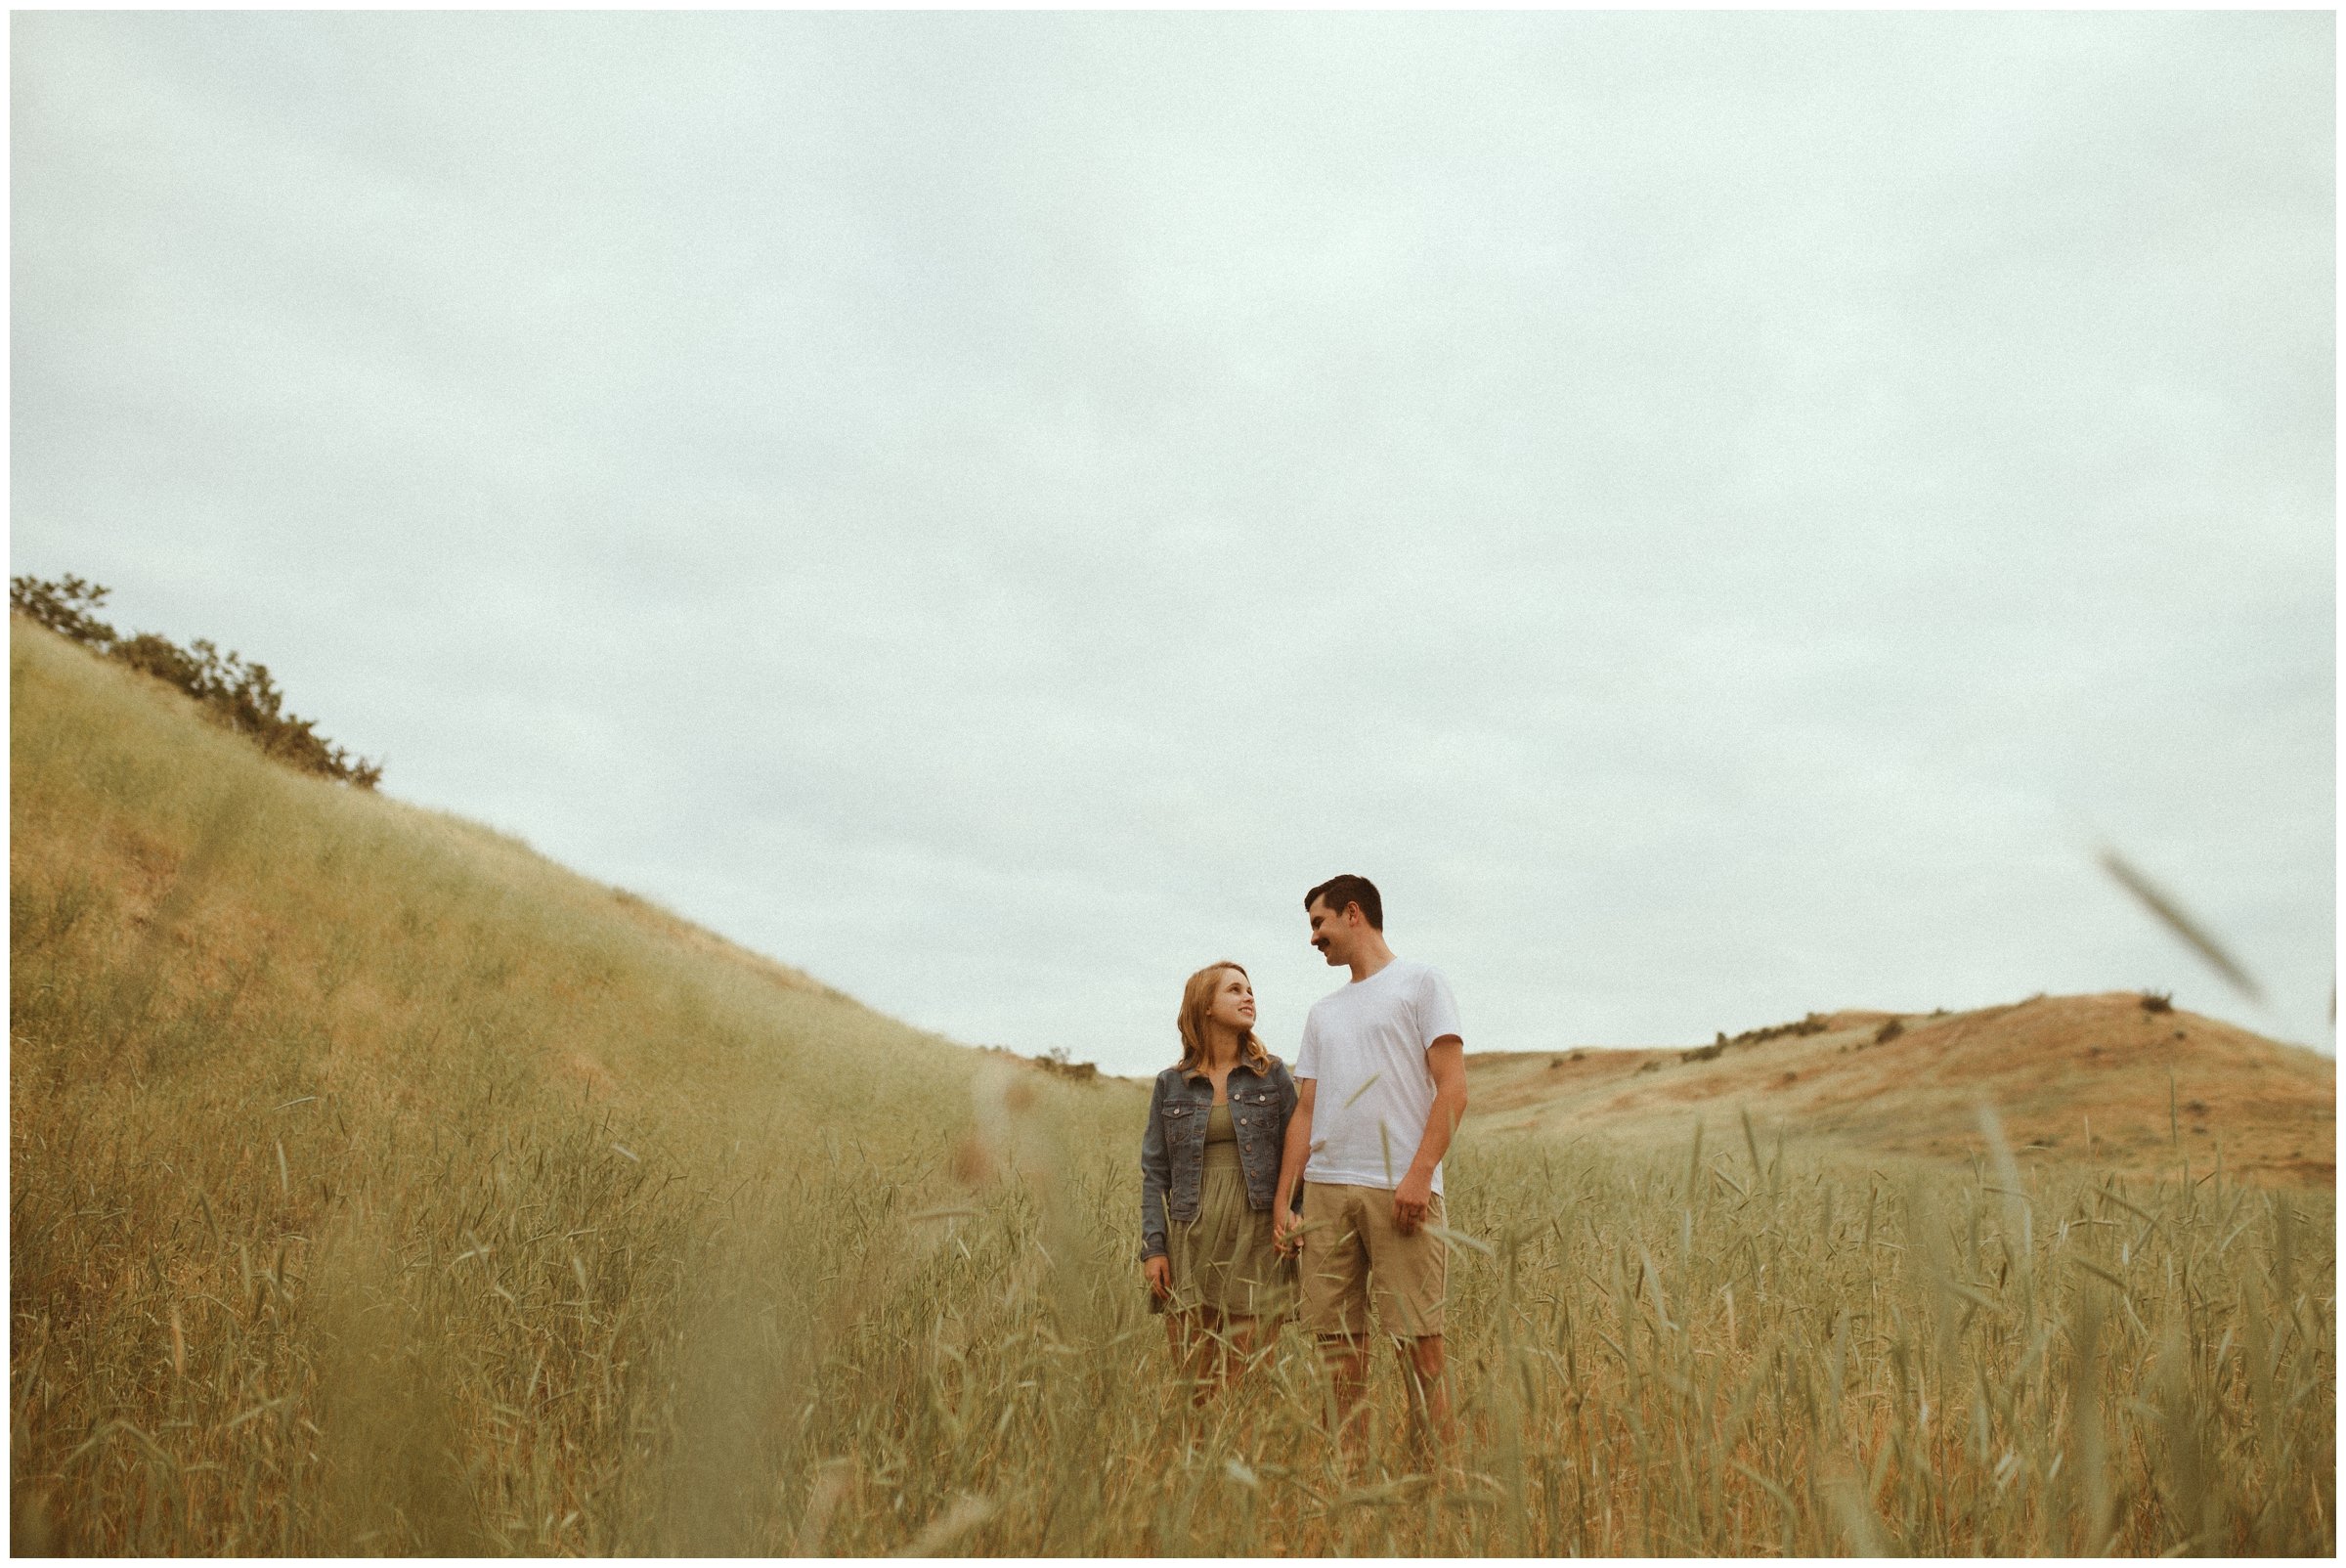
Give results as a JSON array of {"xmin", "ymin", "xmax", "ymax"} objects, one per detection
[
  {"xmin": 2096, "ymin": 849, "xmax": 2265, "ymax": 1004},
  {"xmin": 894, "ymin": 1494, "xmax": 994, "ymax": 1555}
]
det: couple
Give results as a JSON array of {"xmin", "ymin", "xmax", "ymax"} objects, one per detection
[{"xmin": 1137, "ymin": 874, "xmax": 1469, "ymax": 1458}]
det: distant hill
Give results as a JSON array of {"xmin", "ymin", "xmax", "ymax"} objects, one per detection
[{"xmin": 1466, "ymin": 993, "xmax": 2334, "ymax": 1187}]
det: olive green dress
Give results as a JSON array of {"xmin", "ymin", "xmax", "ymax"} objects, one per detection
[{"xmin": 1166, "ymin": 1103, "xmax": 1292, "ymax": 1318}]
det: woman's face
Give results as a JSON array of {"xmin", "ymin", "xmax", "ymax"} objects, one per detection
[{"xmin": 1204, "ymin": 968, "xmax": 1257, "ymax": 1035}]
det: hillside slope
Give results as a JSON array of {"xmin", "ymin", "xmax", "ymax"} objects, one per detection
[
  {"xmin": 9, "ymin": 615, "xmax": 1136, "ymax": 1552},
  {"xmin": 10, "ymin": 613, "xmax": 1002, "ymax": 1127},
  {"xmin": 1467, "ymin": 994, "xmax": 2334, "ymax": 1187}
]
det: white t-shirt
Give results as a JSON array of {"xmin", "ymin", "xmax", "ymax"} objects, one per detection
[{"xmin": 1293, "ymin": 958, "xmax": 1463, "ymax": 1195}]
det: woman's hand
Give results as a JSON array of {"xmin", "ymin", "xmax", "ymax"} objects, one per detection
[{"xmin": 1143, "ymin": 1254, "xmax": 1171, "ymax": 1299}]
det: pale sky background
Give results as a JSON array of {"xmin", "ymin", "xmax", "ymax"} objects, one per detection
[{"xmin": 12, "ymin": 11, "xmax": 2334, "ymax": 1076}]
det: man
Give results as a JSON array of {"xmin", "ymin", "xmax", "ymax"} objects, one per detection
[{"xmin": 1273, "ymin": 873, "xmax": 1468, "ymax": 1463}]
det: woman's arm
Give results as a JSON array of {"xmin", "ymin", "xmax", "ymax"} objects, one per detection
[{"xmin": 1138, "ymin": 1075, "xmax": 1171, "ymax": 1262}]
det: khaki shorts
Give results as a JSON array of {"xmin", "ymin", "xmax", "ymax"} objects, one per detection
[{"xmin": 1295, "ymin": 1182, "xmax": 1447, "ymax": 1338}]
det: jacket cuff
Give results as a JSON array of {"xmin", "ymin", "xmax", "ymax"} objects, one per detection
[{"xmin": 1140, "ymin": 1241, "xmax": 1167, "ymax": 1262}]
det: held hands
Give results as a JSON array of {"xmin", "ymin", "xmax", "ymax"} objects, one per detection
[
  {"xmin": 1143, "ymin": 1254, "xmax": 1171, "ymax": 1300},
  {"xmin": 1392, "ymin": 1168, "xmax": 1434, "ymax": 1236},
  {"xmin": 1273, "ymin": 1205, "xmax": 1301, "ymax": 1257}
]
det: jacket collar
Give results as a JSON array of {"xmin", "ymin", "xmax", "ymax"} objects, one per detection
[{"xmin": 1181, "ymin": 1054, "xmax": 1273, "ymax": 1084}]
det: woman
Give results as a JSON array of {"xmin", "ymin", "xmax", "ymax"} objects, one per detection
[{"xmin": 1139, "ymin": 961, "xmax": 1299, "ymax": 1402}]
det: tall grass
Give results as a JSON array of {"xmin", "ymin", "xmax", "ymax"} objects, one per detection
[{"xmin": 11, "ymin": 618, "xmax": 2336, "ymax": 1554}]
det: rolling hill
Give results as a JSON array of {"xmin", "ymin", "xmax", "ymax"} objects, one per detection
[{"xmin": 1466, "ymin": 995, "xmax": 2332, "ymax": 1188}]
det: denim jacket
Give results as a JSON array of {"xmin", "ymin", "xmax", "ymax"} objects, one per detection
[{"xmin": 1139, "ymin": 1055, "xmax": 1299, "ymax": 1261}]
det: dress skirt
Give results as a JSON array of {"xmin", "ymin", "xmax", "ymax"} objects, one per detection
[{"xmin": 1162, "ymin": 1103, "xmax": 1293, "ymax": 1318}]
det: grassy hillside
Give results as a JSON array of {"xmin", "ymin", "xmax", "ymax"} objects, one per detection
[
  {"xmin": 1469, "ymin": 996, "xmax": 2335, "ymax": 1188},
  {"xmin": 10, "ymin": 616, "xmax": 1140, "ymax": 1552},
  {"xmin": 11, "ymin": 615, "xmax": 2335, "ymax": 1554}
]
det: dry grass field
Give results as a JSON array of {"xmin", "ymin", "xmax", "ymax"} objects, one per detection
[{"xmin": 11, "ymin": 615, "xmax": 2336, "ymax": 1555}]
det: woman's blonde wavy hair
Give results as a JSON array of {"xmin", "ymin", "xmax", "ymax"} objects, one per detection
[{"xmin": 1176, "ymin": 961, "xmax": 1272, "ymax": 1075}]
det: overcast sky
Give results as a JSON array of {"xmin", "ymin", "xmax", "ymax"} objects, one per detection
[{"xmin": 14, "ymin": 11, "xmax": 2334, "ymax": 1076}]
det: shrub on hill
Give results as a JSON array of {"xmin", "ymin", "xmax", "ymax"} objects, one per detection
[
  {"xmin": 10, "ymin": 573, "xmax": 381, "ymax": 788},
  {"xmin": 1036, "ymin": 1045, "xmax": 1101, "ymax": 1082}
]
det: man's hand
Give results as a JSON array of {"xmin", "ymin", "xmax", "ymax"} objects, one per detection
[
  {"xmin": 1273, "ymin": 1207, "xmax": 1301, "ymax": 1256},
  {"xmin": 1143, "ymin": 1254, "xmax": 1171, "ymax": 1299},
  {"xmin": 1392, "ymin": 1168, "xmax": 1434, "ymax": 1236},
  {"xmin": 1391, "ymin": 1036, "xmax": 1465, "ymax": 1239}
]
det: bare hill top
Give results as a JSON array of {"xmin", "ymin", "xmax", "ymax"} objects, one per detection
[{"xmin": 1466, "ymin": 992, "xmax": 2334, "ymax": 1188}]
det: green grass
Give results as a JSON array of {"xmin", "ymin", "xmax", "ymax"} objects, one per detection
[{"xmin": 11, "ymin": 616, "xmax": 2336, "ymax": 1554}]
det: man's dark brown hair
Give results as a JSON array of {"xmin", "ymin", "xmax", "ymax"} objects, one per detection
[{"xmin": 1305, "ymin": 874, "xmax": 1383, "ymax": 931}]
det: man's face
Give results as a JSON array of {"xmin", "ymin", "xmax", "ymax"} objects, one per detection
[{"xmin": 1306, "ymin": 897, "xmax": 1360, "ymax": 967}]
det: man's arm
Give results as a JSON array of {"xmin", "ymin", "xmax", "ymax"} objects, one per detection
[
  {"xmin": 1392, "ymin": 1035, "xmax": 1466, "ymax": 1235},
  {"xmin": 1273, "ymin": 1077, "xmax": 1315, "ymax": 1252}
]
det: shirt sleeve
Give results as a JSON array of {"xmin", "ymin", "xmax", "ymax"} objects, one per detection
[
  {"xmin": 1293, "ymin": 1007, "xmax": 1320, "ymax": 1079},
  {"xmin": 1415, "ymin": 968, "xmax": 1463, "ymax": 1050}
]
